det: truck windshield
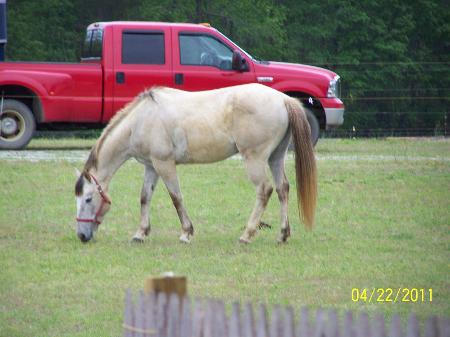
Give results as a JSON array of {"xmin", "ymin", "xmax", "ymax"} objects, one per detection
[
  {"xmin": 81, "ymin": 29, "xmax": 103, "ymax": 60},
  {"xmin": 216, "ymin": 30, "xmax": 254, "ymax": 60},
  {"xmin": 216, "ymin": 30, "xmax": 269, "ymax": 64}
]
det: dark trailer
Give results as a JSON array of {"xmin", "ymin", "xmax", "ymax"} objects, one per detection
[{"xmin": 0, "ymin": 0, "xmax": 6, "ymax": 61}]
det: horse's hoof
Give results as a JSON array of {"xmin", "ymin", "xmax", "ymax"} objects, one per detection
[
  {"xmin": 187, "ymin": 225, "xmax": 194, "ymax": 236},
  {"xmin": 277, "ymin": 234, "xmax": 289, "ymax": 244},
  {"xmin": 179, "ymin": 234, "xmax": 191, "ymax": 244},
  {"xmin": 277, "ymin": 238, "xmax": 289, "ymax": 244},
  {"xmin": 239, "ymin": 237, "xmax": 251, "ymax": 244},
  {"xmin": 131, "ymin": 237, "xmax": 145, "ymax": 243},
  {"xmin": 277, "ymin": 227, "xmax": 290, "ymax": 243}
]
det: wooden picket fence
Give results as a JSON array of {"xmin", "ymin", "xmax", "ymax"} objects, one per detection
[{"xmin": 123, "ymin": 290, "xmax": 450, "ymax": 337}]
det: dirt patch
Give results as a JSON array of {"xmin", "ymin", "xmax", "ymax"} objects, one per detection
[{"xmin": 0, "ymin": 150, "xmax": 449, "ymax": 163}]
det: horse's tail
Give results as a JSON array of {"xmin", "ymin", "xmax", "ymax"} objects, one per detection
[{"xmin": 285, "ymin": 98, "xmax": 317, "ymax": 229}]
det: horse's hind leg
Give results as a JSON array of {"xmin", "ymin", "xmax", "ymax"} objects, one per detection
[
  {"xmin": 240, "ymin": 158, "xmax": 273, "ymax": 244},
  {"xmin": 268, "ymin": 128, "xmax": 291, "ymax": 243},
  {"xmin": 152, "ymin": 158, "xmax": 194, "ymax": 243},
  {"xmin": 269, "ymin": 157, "xmax": 290, "ymax": 243},
  {"xmin": 132, "ymin": 165, "xmax": 159, "ymax": 242}
]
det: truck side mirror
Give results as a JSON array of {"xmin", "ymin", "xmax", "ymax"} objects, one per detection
[{"xmin": 232, "ymin": 51, "xmax": 249, "ymax": 72}]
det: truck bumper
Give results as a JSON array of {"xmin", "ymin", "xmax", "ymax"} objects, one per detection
[
  {"xmin": 325, "ymin": 107, "xmax": 345, "ymax": 128},
  {"xmin": 319, "ymin": 97, "xmax": 345, "ymax": 129}
]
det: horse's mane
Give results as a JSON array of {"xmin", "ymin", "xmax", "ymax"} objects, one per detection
[{"xmin": 83, "ymin": 88, "xmax": 157, "ymax": 172}]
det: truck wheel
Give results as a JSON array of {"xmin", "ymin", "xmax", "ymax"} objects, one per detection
[
  {"xmin": 0, "ymin": 99, "xmax": 36, "ymax": 149},
  {"xmin": 305, "ymin": 107, "xmax": 320, "ymax": 146}
]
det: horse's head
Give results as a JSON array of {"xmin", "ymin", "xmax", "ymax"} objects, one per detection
[{"xmin": 74, "ymin": 170, "xmax": 111, "ymax": 243}]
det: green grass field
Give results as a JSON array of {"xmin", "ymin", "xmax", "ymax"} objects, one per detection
[{"xmin": 1, "ymin": 138, "xmax": 449, "ymax": 336}]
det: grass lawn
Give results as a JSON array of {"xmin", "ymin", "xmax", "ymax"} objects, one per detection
[{"xmin": 0, "ymin": 138, "xmax": 449, "ymax": 336}]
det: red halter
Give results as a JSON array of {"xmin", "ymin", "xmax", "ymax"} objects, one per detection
[{"xmin": 76, "ymin": 173, "xmax": 111, "ymax": 225}]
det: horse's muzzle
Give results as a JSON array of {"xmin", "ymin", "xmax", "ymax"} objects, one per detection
[{"xmin": 78, "ymin": 232, "xmax": 92, "ymax": 243}]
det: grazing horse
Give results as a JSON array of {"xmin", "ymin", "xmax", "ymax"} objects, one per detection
[{"xmin": 74, "ymin": 83, "xmax": 317, "ymax": 244}]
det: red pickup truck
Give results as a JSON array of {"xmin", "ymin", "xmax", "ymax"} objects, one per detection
[{"xmin": 0, "ymin": 21, "xmax": 344, "ymax": 149}]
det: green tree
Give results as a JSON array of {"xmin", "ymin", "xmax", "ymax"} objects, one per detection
[
  {"xmin": 7, "ymin": 0, "xmax": 78, "ymax": 61},
  {"xmin": 5, "ymin": 0, "xmax": 449, "ymax": 135}
]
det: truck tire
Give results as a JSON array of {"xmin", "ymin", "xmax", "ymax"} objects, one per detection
[
  {"xmin": 0, "ymin": 99, "xmax": 36, "ymax": 149},
  {"xmin": 305, "ymin": 107, "xmax": 320, "ymax": 146}
]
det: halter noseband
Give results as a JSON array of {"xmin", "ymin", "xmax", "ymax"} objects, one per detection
[{"xmin": 76, "ymin": 173, "xmax": 111, "ymax": 225}]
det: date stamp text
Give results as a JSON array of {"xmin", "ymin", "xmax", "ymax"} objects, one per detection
[{"xmin": 351, "ymin": 288, "xmax": 433, "ymax": 303}]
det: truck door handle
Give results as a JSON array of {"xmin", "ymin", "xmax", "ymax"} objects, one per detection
[
  {"xmin": 175, "ymin": 73, "xmax": 184, "ymax": 85},
  {"xmin": 116, "ymin": 72, "xmax": 125, "ymax": 84}
]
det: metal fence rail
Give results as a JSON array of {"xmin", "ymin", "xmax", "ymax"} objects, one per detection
[{"xmin": 123, "ymin": 290, "xmax": 450, "ymax": 337}]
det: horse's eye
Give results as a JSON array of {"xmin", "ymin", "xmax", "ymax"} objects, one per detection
[{"xmin": 85, "ymin": 197, "xmax": 92, "ymax": 203}]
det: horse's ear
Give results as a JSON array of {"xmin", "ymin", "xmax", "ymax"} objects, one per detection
[{"xmin": 74, "ymin": 168, "xmax": 81, "ymax": 178}]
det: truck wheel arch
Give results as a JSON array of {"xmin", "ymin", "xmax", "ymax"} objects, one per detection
[
  {"xmin": 0, "ymin": 85, "xmax": 44, "ymax": 123},
  {"xmin": 284, "ymin": 91, "xmax": 326, "ymax": 130}
]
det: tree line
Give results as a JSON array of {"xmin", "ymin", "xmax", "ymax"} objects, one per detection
[{"xmin": 6, "ymin": 0, "xmax": 450, "ymax": 136}]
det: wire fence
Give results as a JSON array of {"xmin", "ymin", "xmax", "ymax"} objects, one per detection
[{"xmin": 2, "ymin": 91, "xmax": 449, "ymax": 138}]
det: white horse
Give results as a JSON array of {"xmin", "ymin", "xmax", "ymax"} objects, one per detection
[{"xmin": 74, "ymin": 83, "xmax": 317, "ymax": 244}]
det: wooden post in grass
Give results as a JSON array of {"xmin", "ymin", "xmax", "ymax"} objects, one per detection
[{"xmin": 144, "ymin": 272, "xmax": 187, "ymax": 298}]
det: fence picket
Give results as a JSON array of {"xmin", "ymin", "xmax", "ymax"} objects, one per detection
[
  {"xmin": 124, "ymin": 289, "xmax": 135, "ymax": 337},
  {"xmin": 424, "ymin": 316, "xmax": 438, "ymax": 337},
  {"xmin": 134, "ymin": 291, "xmax": 145, "ymax": 337},
  {"xmin": 390, "ymin": 314, "xmax": 403, "ymax": 337},
  {"xmin": 229, "ymin": 302, "xmax": 242, "ymax": 337},
  {"xmin": 167, "ymin": 294, "xmax": 180, "ymax": 337},
  {"xmin": 357, "ymin": 312, "xmax": 371, "ymax": 337},
  {"xmin": 283, "ymin": 306, "xmax": 295, "ymax": 337},
  {"xmin": 313, "ymin": 308, "xmax": 325, "ymax": 337},
  {"xmin": 192, "ymin": 298, "xmax": 204, "ymax": 337},
  {"xmin": 243, "ymin": 302, "xmax": 256, "ymax": 337},
  {"xmin": 326, "ymin": 310, "xmax": 339, "ymax": 337},
  {"xmin": 144, "ymin": 292, "xmax": 156, "ymax": 337},
  {"xmin": 438, "ymin": 318, "xmax": 450, "ymax": 337},
  {"xmin": 298, "ymin": 307, "xmax": 310, "ymax": 337},
  {"xmin": 216, "ymin": 300, "xmax": 228, "ymax": 337},
  {"xmin": 180, "ymin": 297, "xmax": 191, "ymax": 337},
  {"xmin": 407, "ymin": 314, "xmax": 420, "ymax": 337},
  {"xmin": 156, "ymin": 292, "xmax": 168, "ymax": 337},
  {"xmin": 271, "ymin": 305, "xmax": 283, "ymax": 337},
  {"xmin": 256, "ymin": 304, "xmax": 269, "ymax": 337},
  {"xmin": 203, "ymin": 299, "xmax": 212, "ymax": 337},
  {"xmin": 371, "ymin": 314, "xmax": 386, "ymax": 337},
  {"xmin": 343, "ymin": 311, "xmax": 355, "ymax": 337}
]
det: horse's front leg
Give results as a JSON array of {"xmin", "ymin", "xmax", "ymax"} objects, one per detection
[
  {"xmin": 132, "ymin": 165, "xmax": 159, "ymax": 242},
  {"xmin": 240, "ymin": 158, "xmax": 273, "ymax": 244},
  {"xmin": 152, "ymin": 158, "xmax": 194, "ymax": 243}
]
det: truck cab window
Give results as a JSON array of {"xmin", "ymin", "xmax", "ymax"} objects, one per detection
[
  {"xmin": 82, "ymin": 29, "xmax": 103, "ymax": 59},
  {"xmin": 91, "ymin": 29, "xmax": 103, "ymax": 58},
  {"xmin": 122, "ymin": 31, "xmax": 165, "ymax": 65},
  {"xmin": 179, "ymin": 34, "xmax": 233, "ymax": 70}
]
